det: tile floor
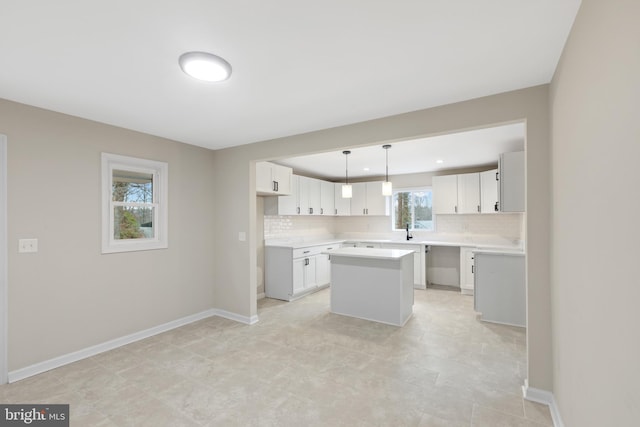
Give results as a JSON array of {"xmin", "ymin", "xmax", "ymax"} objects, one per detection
[{"xmin": 0, "ymin": 287, "xmax": 553, "ymax": 426}]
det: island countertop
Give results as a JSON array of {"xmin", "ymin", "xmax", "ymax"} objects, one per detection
[{"xmin": 325, "ymin": 247, "xmax": 414, "ymax": 260}]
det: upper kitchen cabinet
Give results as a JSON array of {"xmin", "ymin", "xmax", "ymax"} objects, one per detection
[
  {"xmin": 351, "ymin": 182, "xmax": 390, "ymax": 216},
  {"xmin": 298, "ymin": 176, "xmax": 321, "ymax": 215},
  {"xmin": 334, "ymin": 183, "xmax": 351, "ymax": 215},
  {"xmin": 256, "ymin": 161, "xmax": 293, "ymax": 196},
  {"xmin": 320, "ymin": 180, "xmax": 335, "ymax": 215},
  {"xmin": 433, "ymin": 175, "xmax": 458, "ymax": 214},
  {"xmin": 480, "ymin": 169, "xmax": 499, "ymax": 213},
  {"xmin": 498, "ymin": 151, "xmax": 525, "ymax": 212},
  {"xmin": 457, "ymin": 172, "xmax": 480, "ymax": 214}
]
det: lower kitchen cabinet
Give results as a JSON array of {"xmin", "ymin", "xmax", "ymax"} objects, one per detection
[
  {"xmin": 460, "ymin": 247, "xmax": 476, "ymax": 295},
  {"xmin": 474, "ymin": 252, "xmax": 525, "ymax": 327},
  {"xmin": 265, "ymin": 243, "xmax": 340, "ymax": 301}
]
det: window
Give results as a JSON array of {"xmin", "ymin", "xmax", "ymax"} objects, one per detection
[
  {"xmin": 102, "ymin": 153, "xmax": 168, "ymax": 253},
  {"xmin": 392, "ymin": 188, "xmax": 433, "ymax": 231}
]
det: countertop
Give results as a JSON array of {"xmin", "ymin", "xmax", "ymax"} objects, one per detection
[
  {"xmin": 266, "ymin": 236, "xmax": 523, "ymax": 253},
  {"xmin": 324, "ymin": 247, "xmax": 415, "ymax": 260}
]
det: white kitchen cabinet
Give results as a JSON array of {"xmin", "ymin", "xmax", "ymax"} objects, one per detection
[
  {"xmin": 350, "ymin": 182, "xmax": 390, "ymax": 216},
  {"xmin": 498, "ymin": 151, "xmax": 525, "ymax": 212},
  {"xmin": 459, "ymin": 247, "xmax": 476, "ymax": 295},
  {"xmin": 457, "ymin": 173, "xmax": 480, "ymax": 214},
  {"xmin": 264, "ymin": 175, "xmax": 298, "ymax": 215},
  {"xmin": 320, "ymin": 180, "xmax": 335, "ymax": 215},
  {"xmin": 334, "ymin": 183, "xmax": 351, "ymax": 215},
  {"xmin": 480, "ymin": 169, "xmax": 499, "ymax": 213},
  {"xmin": 474, "ymin": 252, "xmax": 525, "ymax": 327},
  {"xmin": 265, "ymin": 242, "xmax": 340, "ymax": 301},
  {"xmin": 256, "ymin": 161, "xmax": 293, "ymax": 196},
  {"xmin": 298, "ymin": 176, "xmax": 321, "ymax": 215},
  {"xmin": 433, "ymin": 175, "xmax": 458, "ymax": 214}
]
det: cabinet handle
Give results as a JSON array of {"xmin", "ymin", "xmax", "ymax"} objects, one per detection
[
  {"xmin": 471, "ymin": 265, "xmax": 474, "ymax": 274},
  {"xmin": 320, "ymin": 208, "xmax": 323, "ymax": 214},
  {"xmin": 494, "ymin": 202, "xmax": 499, "ymax": 212},
  {"xmin": 297, "ymin": 207, "xmax": 300, "ymax": 214},
  {"xmin": 305, "ymin": 258, "xmax": 309, "ymax": 266},
  {"xmin": 309, "ymin": 208, "xmax": 313, "ymax": 214},
  {"xmin": 335, "ymin": 208, "xmax": 337, "ymax": 215},
  {"xmin": 273, "ymin": 181, "xmax": 279, "ymax": 192},
  {"xmin": 455, "ymin": 205, "xmax": 458, "ymax": 213},
  {"xmin": 303, "ymin": 250, "xmax": 310, "ymax": 254},
  {"xmin": 495, "ymin": 171, "xmax": 499, "ymax": 181},
  {"xmin": 327, "ymin": 247, "xmax": 333, "ymax": 250},
  {"xmin": 477, "ymin": 205, "xmax": 480, "ymax": 212}
]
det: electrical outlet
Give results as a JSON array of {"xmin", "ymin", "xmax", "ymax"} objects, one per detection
[
  {"xmin": 18, "ymin": 238, "xmax": 38, "ymax": 253},
  {"xmin": 238, "ymin": 232, "xmax": 246, "ymax": 242}
]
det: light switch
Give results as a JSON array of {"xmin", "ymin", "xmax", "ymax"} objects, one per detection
[
  {"xmin": 238, "ymin": 232, "xmax": 246, "ymax": 242},
  {"xmin": 18, "ymin": 238, "xmax": 38, "ymax": 253}
]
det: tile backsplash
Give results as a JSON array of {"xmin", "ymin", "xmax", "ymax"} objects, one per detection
[{"xmin": 264, "ymin": 213, "xmax": 524, "ymax": 242}]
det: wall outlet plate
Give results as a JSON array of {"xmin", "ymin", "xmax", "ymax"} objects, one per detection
[{"xmin": 18, "ymin": 238, "xmax": 38, "ymax": 253}]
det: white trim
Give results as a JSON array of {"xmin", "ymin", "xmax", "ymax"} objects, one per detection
[
  {"xmin": 101, "ymin": 153, "xmax": 169, "ymax": 254},
  {"xmin": 522, "ymin": 382, "xmax": 564, "ymax": 427},
  {"xmin": 0, "ymin": 136, "xmax": 7, "ymax": 384},
  {"xmin": 213, "ymin": 308, "xmax": 259, "ymax": 325},
  {"xmin": 257, "ymin": 292, "xmax": 266, "ymax": 300},
  {"xmin": 7, "ymin": 307, "xmax": 259, "ymax": 383},
  {"xmin": 9, "ymin": 308, "xmax": 215, "ymax": 383}
]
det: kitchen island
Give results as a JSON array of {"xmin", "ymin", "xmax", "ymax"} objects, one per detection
[{"xmin": 326, "ymin": 247, "xmax": 415, "ymax": 326}]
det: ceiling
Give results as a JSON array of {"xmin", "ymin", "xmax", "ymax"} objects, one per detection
[
  {"xmin": 0, "ymin": 1, "xmax": 580, "ymax": 150},
  {"xmin": 275, "ymin": 122, "xmax": 525, "ymax": 180}
]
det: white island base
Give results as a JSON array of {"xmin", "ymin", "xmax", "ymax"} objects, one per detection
[{"xmin": 327, "ymin": 247, "xmax": 415, "ymax": 327}]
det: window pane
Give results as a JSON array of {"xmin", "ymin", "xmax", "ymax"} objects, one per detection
[
  {"xmin": 394, "ymin": 191, "xmax": 413, "ymax": 229},
  {"xmin": 413, "ymin": 191, "xmax": 433, "ymax": 229},
  {"xmin": 112, "ymin": 170, "xmax": 153, "ymax": 203},
  {"xmin": 114, "ymin": 206, "xmax": 154, "ymax": 240}
]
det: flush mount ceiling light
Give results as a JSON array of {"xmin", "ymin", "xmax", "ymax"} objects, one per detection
[
  {"xmin": 342, "ymin": 150, "xmax": 352, "ymax": 199},
  {"xmin": 382, "ymin": 144, "xmax": 393, "ymax": 196},
  {"xmin": 178, "ymin": 51, "xmax": 232, "ymax": 82}
]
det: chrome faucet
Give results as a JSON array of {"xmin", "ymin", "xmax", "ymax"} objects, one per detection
[{"xmin": 406, "ymin": 223, "xmax": 413, "ymax": 240}]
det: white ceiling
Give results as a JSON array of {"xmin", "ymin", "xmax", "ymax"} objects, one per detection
[
  {"xmin": 275, "ymin": 122, "xmax": 525, "ymax": 180},
  {"xmin": 0, "ymin": 1, "xmax": 580, "ymax": 150}
]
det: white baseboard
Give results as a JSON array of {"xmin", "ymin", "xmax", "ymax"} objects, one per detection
[
  {"xmin": 213, "ymin": 308, "xmax": 259, "ymax": 325},
  {"xmin": 8, "ymin": 307, "xmax": 258, "ymax": 383},
  {"xmin": 522, "ymin": 382, "xmax": 564, "ymax": 427}
]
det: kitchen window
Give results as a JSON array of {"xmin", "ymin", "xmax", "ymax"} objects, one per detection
[
  {"xmin": 392, "ymin": 188, "xmax": 433, "ymax": 231},
  {"xmin": 101, "ymin": 153, "xmax": 168, "ymax": 253}
]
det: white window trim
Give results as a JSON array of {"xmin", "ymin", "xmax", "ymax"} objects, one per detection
[
  {"xmin": 391, "ymin": 186, "xmax": 434, "ymax": 231},
  {"xmin": 101, "ymin": 153, "xmax": 168, "ymax": 254}
]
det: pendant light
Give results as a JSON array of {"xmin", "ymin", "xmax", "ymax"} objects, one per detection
[
  {"xmin": 382, "ymin": 144, "xmax": 393, "ymax": 196},
  {"xmin": 342, "ymin": 150, "xmax": 352, "ymax": 198}
]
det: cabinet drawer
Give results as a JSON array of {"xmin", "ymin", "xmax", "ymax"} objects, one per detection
[{"xmin": 293, "ymin": 246, "xmax": 322, "ymax": 258}]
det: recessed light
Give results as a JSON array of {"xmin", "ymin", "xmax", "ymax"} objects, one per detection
[
  {"xmin": 363, "ymin": 167, "xmax": 370, "ymax": 171},
  {"xmin": 179, "ymin": 51, "xmax": 232, "ymax": 82},
  {"xmin": 436, "ymin": 159, "xmax": 444, "ymax": 164}
]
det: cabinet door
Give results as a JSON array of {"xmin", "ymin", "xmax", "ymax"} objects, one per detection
[
  {"xmin": 460, "ymin": 247, "xmax": 476, "ymax": 294},
  {"xmin": 272, "ymin": 164, "xmax": 292, "ymax": 195},
  {"xmin": 256, "ymin": 162, "xmax": 275, "ymax": 194},
  {"xmin": 292, "ymin": 258, "xmax": 305, "ymax": 294},
  {"xmin": 320, "ymin": 180, "xmax": 335, "ymax": 215},
  {"xmin": 499, "ymin": 151, "xmax": 525, "ymax": 212},
  {"xmin": 334, "ymin": 183, "xmax": 351, "ymax": 215},
  {"xmin": 315, "ymin": 254, "xmax": 331, "ymax": 286},
  {"xmin": 433, "ymin": 175, "xmax": 458, "ymax": 214},
  {"xmin": 303, "ymin": 257, "xmax": 317, "ymax": 289},
  {"xmin": 480, "ymin": 169, "xmax": 499, "ymax": 213},
  {"xmin": 365, "ymin": 181, "xmax": 390, "ymax": 216},
  {"xmin": 297, "ymin": 176, "xmax": 310, "ymax": 215},
  {"xmin": 351, "ymin": 183, "xmax": 368, "ymax": 215},
  {"xmin": 457, "ymin": 173, "xmax": 480, "ymax": 214},
  {"xmin": 307, "ymin": 178, "xmax": 321, "ymax": 215},
  {"xmin": 278, "ymin": 176, "xmax": 299, "ymax": 215}
]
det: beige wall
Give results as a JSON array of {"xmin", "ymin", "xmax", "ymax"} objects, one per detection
[
  {"xmin": 1, "ymin": 99, "xmax": 216, "ymax": 371},
  {"xmin": 215, "ymin": 85, "xmax": 552, "ymax": 390},
  {"xmin": 550, "ymin": 0, "xmax": 640, "ymax": 425}
]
